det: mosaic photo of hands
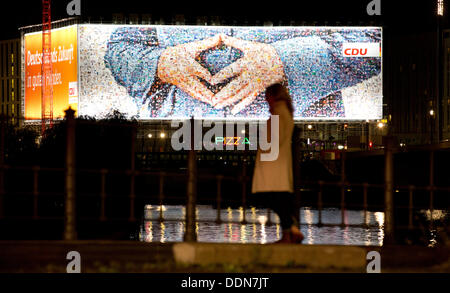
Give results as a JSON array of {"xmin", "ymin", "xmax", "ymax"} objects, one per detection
[{"xmin": 79, "ymin": 25, "xmax": 382, "ymax": 119}]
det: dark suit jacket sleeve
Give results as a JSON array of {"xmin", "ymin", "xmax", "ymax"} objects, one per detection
[
  {"xmin": 104, "ymin": 27, "xmax": 166, "ymax": 105},
  {"xmin": 271, "ymin": 31, "xmax": 381, "ymax": 115}
]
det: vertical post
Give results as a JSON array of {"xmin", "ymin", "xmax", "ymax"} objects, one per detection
[
  {"xmin": 64, "ymin": 107, "xmax": 77, "ymax": 240},
  {"xmin": 430, "ymin": 115, "xmax": 435, "ymax": 144},
  {"xmin": 184, "ymin": 117, "xmax": 197, "ymax": 242},
  {"xmin": 363, "ymin": 183, "xmax": 368, "ymax": 228},
  {"xmin": 436, "ymin": 14, "xmax": 442, "ymax": 143},
  {"xmin": 429, "ymin": 151, "xmax": 434, "ymax": 230},
  {"xmin": 100, "ymin": 169, "xmax": 107, "ymax": 222},
  {"xmin": 293, "ymin": 127, "xmax": 302, "ymax": 228},
  {"xmin": 33, "ymin": 166, "xmax": 39, "ymax": 220},
  {"xmin": 340, "ymin": 151, "xmax": 346, "ymax": 227},
  {"xmin": 241, "ymin": 163, "xmax": 247, "ymax": 224},
  {"xmin": 159, "ymin": 172, "xmax": 165, "ymax": 222},
  {"xmin": 384, "ymin": 136, "xmax": 395, "ymax": 244},
  {"xmin": 408, "ymin": 185, "xmax": 414, "ymax": 231},
  {"xmin": 318, "ymin": 181, "xmax": 323, "ymax": 227},
  {"xmin": 215, "ymin": 175, "xmax": 222, "ymax": 224},
  {"xmin": 0, "ymin": 114, "xmax": 5, "ymax": 219},
  {"xmin": 366, "ymin": 122, "xmax": 370, "ymax": 151},
  {"xmin": 266, "ymin": 208, "xmax": 273, "ymax": 226},
  {"xmin": 129, "ymin": 125, "xmax": 136, "ymax": 222}
]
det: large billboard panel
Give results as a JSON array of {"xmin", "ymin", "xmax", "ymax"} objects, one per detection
[
  {"xmin": 24, "ymin": 24, "xmax": 382, "ymax": 121},
  {"xmin": 79, "ymin": 25, "xmax": 382, "ymax": 120},
  {"xmin": 23, "ymin": 25, "xmax": 78, "ymax": 120}
]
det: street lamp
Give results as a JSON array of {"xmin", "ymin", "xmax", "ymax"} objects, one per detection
[
  {"xmin": 148, "ymin": 133, "xmax": 153, "ymax": 138},
  {"xmin": 429, "ymin": 109, "xmax": 435, "ymax": 116},
  {"xmin": 438, "ymin": 0, "xmax": 444, "ymax": 16},
  {"xmin": 307, "ymin": 124, "xmax": 313, "ymax": 130},
  {"xmin": 377, "ymin": 122, "xmax": 384, "ymax": 129},
  {"xmin": 160, "ymin": 132, "xmax": 166, "ymax": 138}
]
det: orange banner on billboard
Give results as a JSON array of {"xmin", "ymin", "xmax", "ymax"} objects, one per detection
[{"xmin": 24, "ymin": 25, "xmax": 78, "ymax": 120}]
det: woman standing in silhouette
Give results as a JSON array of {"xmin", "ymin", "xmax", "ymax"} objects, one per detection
[{"xmin": 252, "ymin": 83, "xmax": 304, "ymax": 244}]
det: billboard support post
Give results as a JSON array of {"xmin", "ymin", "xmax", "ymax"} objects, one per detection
[
  {"xmin": 384, "ymin": 136, "xmax": 395, "ymax": 244},
  {"xmin": 241, "ymin": 162, "xmax": 247, "ymax": 225},
  {"xmin": 64, "ymin": 107, "xmax": 77, "ymax": 240},
  {"xmin": 184, "ymin": 117, "xmax": 197, "ymax": 242},
  {"xmin": 293, "ymin": 127, "xmax": 302, "ymax": 228},
  {"xmin": 340, "ymin": 150, "xmax": 346, "ymax": 227},
  {"xmin": 129, "ymin": 125, "xmax": 136, "ymax": 222},
  {"xmin": 0, "ymin": 114, "xmax": 5, "ymax": 219}
]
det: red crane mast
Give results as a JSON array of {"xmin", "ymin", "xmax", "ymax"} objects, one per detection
[{"xmin": 41, "ymin": 0, "xmax": 53, "ymax": 135}]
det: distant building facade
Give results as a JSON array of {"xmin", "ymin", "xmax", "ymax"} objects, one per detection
[
  {"xmin": 0, "ymin": 38, "xmax": 21, "ymax": 126},
  {"xmin": 5, "ymin": 13, "xmax": 449, "ymax": 150}
]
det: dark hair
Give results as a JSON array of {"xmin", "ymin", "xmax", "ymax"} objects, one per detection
[{"xmin": 265, "ymin": 83, "xmax": 294, "ymax": 115}]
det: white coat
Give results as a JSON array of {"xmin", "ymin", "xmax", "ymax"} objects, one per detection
[{"xmin": 251, "ymin": 101, "xmax": 294, "ymax": 194}]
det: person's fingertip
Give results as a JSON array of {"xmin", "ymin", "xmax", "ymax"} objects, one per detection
[
  {"xmin": 212, "ymin": 72, "xmax": 232, "ymax": 85},
  {"xmin": 201, "ymin": 75, "xmax": 212, "ymax": 84}
]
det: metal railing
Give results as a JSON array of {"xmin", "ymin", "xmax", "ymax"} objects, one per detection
[
  {"xmin": 0, "ymin": 112, "xmax": 449, "ymax": 244},
  {"xmin": 1, "ymin": 164, "xmax": 448, "ymax": 241}
]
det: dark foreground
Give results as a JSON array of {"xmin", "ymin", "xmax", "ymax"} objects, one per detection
[{"xmin": 1, "ymin": 241, "xmax": 449, "ymax": 273}]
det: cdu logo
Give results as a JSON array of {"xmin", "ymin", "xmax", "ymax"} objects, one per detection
[
  {"xmin": 67, "ymin": 0, "xmax": 81, "ymax": 16},
  {"xmin": 342, "ymin": 43, "xmax": 381, "ymax": 58}
]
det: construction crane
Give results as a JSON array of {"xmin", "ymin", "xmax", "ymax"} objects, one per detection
[{"xmin": 41, "ymin": 0, "xmax": 53, "ymax": 136}]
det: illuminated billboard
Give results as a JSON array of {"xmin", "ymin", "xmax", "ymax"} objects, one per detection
[
  {"xmin": 23, "ymin": 25, "xmax": 78, "ymax": 120},
  {"xmin": 24, "ymin": 24, "xmax": 382, "ymax": 121}
]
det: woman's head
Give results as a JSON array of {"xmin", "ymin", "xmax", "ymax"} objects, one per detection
[{"xmin": 265, "ymin": 83, "xmax": 294, "ymax": 115}]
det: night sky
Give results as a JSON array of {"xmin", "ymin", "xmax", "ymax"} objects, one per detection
[{"xmin": 1, "ymin": 0, "xmax": 447, "ymax": 40}]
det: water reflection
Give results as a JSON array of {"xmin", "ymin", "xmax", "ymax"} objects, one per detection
[
  {"xmin": 374, "ymin": 212, "xmax": 385, "ymax": 246},
  {"xmin": 303, "ymin": 208, "xmax": 314, "ymax": 245},
  {"xmin": 160, "ymin": 222, "xmax": 166, "ymax": 243},
  {"xmin": 141, "ymin": 205, "xmax": 386, "ymax": 246},
  {"xmin": 144, "ymin": 221, "xmax": 152, "ymax": 242},
  {"xmin": 240, "ymin": 225, "xmax": 247, "ymax": 244}
]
